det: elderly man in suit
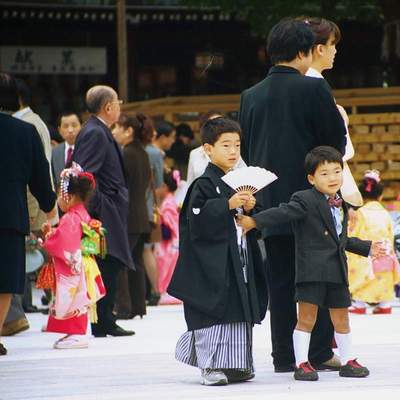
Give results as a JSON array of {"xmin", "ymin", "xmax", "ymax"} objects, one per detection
[
  {"xmin": 239, "ymin": 19, "xmax": 347, "ymax": 373},
  {"xmin": 73, "ymin": 85, "xmax": 134, "ymax": 337},
  {"xmin": 52, "ymin": 111, "xmax": 81, "ymax": 187},
  {"xmin": 0, "ymin": 73, "xmax": 56, "ymax": 355}
]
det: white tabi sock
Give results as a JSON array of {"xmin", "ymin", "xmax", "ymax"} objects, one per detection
[
  {"xmin": 352, "ymin": 300, "xmax": 366, "ymax": 309},
  {"xmin": 293, "ymin": 329, "xmax": 311, "ymax": 366},
  {"xmin": 334, "ymin": 332, "xmax": 353, "ymax": 365},
  {"xmin": 377, "ymin": 301, "xmax": 391, "ymax": 308}
]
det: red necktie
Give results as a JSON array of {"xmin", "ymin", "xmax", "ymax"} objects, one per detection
[
  {"xmin": 327, "ymin": 197, "xmax": 343, "ymax": 208},
  {"xmin": 66, "ymin": 147, "xmax": 73, "ymax": 168}
]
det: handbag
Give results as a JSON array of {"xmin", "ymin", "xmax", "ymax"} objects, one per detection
[
  {"xmin": 36, "ymin": 258, "xmax": 56, "ymax": 291},
  {"xmin": 148, "ymin": 171, "xmax": 162, "ymax": 243}
]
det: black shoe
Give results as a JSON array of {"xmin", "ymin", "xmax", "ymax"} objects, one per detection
[
  {"xmin": 147, "ymin": 292, "xmax": 160, "ymax": 306},
  {"xmin": 106, "ymin": 325, "xmax": 135, "ymax": 337},
  {"xmin": 274, "ymin": 363, "xmax": 295, "ymax": 373},
  {"xmin": 339, "ymin": 359, "xmax": 369, "ymax": 378},
  {"xmin": 23, "ymin": 305, "xmax": 41, "ymax": 313},
  {"xmin": 222, "ymin": 369, "xmax": 255, "ymax": 383},
  {"xmin": 41, "ymin": 294, "xmax": 50, "ymax": 306},
  {"xmin": 0, "ymin": 343, "xmax": 7, "ymax": 356},
  {"xmin": 294, "ymin": 362, "xmax": 319, "ymax": 381}
]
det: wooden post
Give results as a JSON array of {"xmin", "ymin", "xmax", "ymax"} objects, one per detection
[{"xmin": 116, "ymin": 0, "xmax": 128, "ymax": 102}]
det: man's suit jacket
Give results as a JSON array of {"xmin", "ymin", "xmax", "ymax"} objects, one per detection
[
  {"xmin": 253, "ymin": 187, "xmax": 371, "ymax": 285},
  {"xmin": 0, "ymin": 113, "xmax": 56, "ymax": 235},
  {"xmin": 51, "ymin": 142, "xmax": 66, "ymax": 188},
  {"xmin": 239, "ymin": 66, "xmax": 347, "ymax": 236},
  {"xmin": 73, "ymin": 116, "xmax": 133, "ymax": 268}
]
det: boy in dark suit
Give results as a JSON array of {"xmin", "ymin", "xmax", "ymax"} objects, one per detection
[
  {"xmin": 238, "ymin": 146, "xmax": 386, "ymax": 381},
  {"xmin": 168, "ymin": 118, "xmax": 268, "ymax": 386}
]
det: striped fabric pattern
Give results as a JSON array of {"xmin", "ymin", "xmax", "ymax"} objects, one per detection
[{"xmin": 175, "ymin": 322, "xmax": 253, "ymax": 371}]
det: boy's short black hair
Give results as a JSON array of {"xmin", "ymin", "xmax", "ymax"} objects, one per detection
[
  {"xmin": 305, "ymin": 146, "xmax": 343, "ymax": 175},
  {"xmin": 201, "ymin": 117, "xmax": 241, "ymax": 145},
  {"xmin": 15, "ymin": 78, "xmax": 31, "ymax": 107},
  {"xmin": 155, "ymin": 120, "xmax": 175, "ymax": 138},
  {"xmin": 267, "ymin": 18, "xmax": 315, "ymax": 65}
]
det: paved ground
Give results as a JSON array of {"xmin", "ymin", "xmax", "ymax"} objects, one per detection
[{"xmin": 1, "ymin": 295, "xmax": 400, "ymax": 400}]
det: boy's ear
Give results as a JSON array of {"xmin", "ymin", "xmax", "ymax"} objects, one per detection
[
  {"xmin": 203, "ymin": 143, "xmax": 213, "ymax": 157},
  {"xmin": 307, "ymin": 174, "xmax": 315, "ymax": 186}
]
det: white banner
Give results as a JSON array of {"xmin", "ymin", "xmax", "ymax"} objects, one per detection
[{"xmin": 0, "ymin": 46, "xmax": 107, "ymax": 75}]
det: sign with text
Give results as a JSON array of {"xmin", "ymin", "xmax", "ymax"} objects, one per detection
[{"xmin": 0, "ymin": 46, "xmax": 107, "ymax": 75}]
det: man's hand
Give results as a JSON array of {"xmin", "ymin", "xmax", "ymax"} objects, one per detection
[
  {"xmin": 228, "ymin": 192, "xmax": 250, "ymax": 210},
  {"xmin": 236, "ymin": 214, "xmax": 257, "ymax": 234},
  {"xmin": 370, "ymin": 241, "xmax": 389, "ymax": 258},
  {"xmin": 243, "ymin": 193, "xmax": 256, "ymax": 213}
]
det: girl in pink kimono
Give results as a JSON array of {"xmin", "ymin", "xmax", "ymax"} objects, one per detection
[
  {"xmin": 155, "ymin": 171, "xmax": 181, "ymax": 305},
  {"xmin": 42, "ymin": 164, "xmax": 105, "ymax": 349}
]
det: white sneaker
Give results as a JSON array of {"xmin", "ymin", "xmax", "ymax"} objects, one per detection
[
  {"xmin": 53, "ymin": 335, "xmax": 89, "ymax": 349},
  {"xmin": 200, "ymin": 369, "xmax": 228, "ymax": 386}
]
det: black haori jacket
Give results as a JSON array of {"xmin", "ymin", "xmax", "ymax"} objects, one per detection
[{"xmin": 168, "ymin": 163, "xmax": 268, "ymax": 330}]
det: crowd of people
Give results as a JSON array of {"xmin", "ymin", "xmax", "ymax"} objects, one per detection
[{"xmin": 0, "ymin": 16, "xmax": 399, "ymax": 389}]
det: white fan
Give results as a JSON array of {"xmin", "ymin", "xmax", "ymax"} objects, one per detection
[{"xmin": 222, "ymin": 166, "xmax": 278, "ymax": 194}]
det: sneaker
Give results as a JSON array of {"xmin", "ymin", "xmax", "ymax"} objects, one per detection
[
  {"xmin": 294, "ymin": 362, "xmax": 319, "ymax": 381},
  {"xmin": 348, "ymin": 306, "xmax": 366, "ymax": 315},
  {"xmin": 53, "ymin": 335, "xmax": 89, "ymax": 349},
  {"xmin": 372, "ymin": 307, "xmax": 391, "ymax": 314},
  {"xmin": 222, "ymin": 368, "xmax": 255, "ymax": 383},
  {"xmin": 200, "ymin": 369, "xmax": 228, "ymax": 386},
  {"xmin": 339, "ymin": 359, "xmax": 369, "ymax": 378}
]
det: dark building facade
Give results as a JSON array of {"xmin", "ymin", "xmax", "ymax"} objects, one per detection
[{"xmin": 0, "ymin": 1, "xmax": 389, "ymax": 125}]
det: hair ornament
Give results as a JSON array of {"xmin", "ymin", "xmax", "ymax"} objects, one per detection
[
  {"xmin": 364, "ymin": 169, "xmax": 381, "ymax": 183},
  {"xmin": 172, "ymin": 169, "xmax": 181, "ymax": 186},
  {"xmin": 79, "ymin": 171, "xmax": 96, "ymax": 189},
  {"xmin": 59, "ymin": 162, "xmax": 83, "ymax": 201}
]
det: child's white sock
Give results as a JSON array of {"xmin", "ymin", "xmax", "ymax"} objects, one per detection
[
  {"xmin": 377, "ymin": 301, "xmax": 391, "ymax": 308},
  {"xmin": 293, "ymin": 329, "xmax": 311, "ymax": 366},
  {"xmin": 334, "ymin": 332, "xmax": 353, "ymax": 365}
]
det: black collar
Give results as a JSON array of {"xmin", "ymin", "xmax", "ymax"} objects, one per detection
[{"xmin": 268, "ymin": 65, "xmax": 302, "ymax": 76}]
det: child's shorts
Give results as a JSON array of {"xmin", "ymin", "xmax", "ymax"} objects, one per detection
[{"xmin": 295, "ymin": 282, "xmax": 351, "ymax": 308}]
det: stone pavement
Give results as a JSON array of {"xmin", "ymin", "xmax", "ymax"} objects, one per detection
[{"xmin": 1, "ymin": 300, "xmax": 400, "ymax": 400}]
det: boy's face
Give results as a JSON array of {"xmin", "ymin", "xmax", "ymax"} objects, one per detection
[
  {"xmin": 204, "ymin": 132, "xmax": 241, "ymax": 173},
  {"xmin": 307, "ymin": 161, "xmax": 343, "ymax": 197}
]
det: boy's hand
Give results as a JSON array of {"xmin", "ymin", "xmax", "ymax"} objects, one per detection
[
  {"xmin": 243, "ymin": 193, "xmax": 256, "ymax": 213},
  {"xmin": 236, "ymin": 215, "xmax": 257, "ymax": 234},
  {"xmin": 370, "ymin": 241, "xmax": 388, "ymax": 258},
  {"xmin": 229, "ymin": 192, "xmax": 250, "ymax": 210}
]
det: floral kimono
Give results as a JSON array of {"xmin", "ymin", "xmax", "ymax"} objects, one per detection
[
  {"xmin": 155, "ymin": 193, "xmax": 181, "ymax": 305},
  {"xmin": 44, "ymin": 203, "xmax": 105, "ymax": 335}
]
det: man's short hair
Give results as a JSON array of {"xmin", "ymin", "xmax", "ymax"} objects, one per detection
[
  {"xmin": 86, "ymin": 85, "xmax": 115, "ymax": 114},
  {"xmin": 304, "ymin": 146, "xmax": 343, "ymax": 175},
  {"xmin": 0, "ymin": 73, "xmax": 19, "ymax": 112},
  {"xmin": 15, "ymin": 78, "xmax": 31, "ymax": 106},
  {"xmin": 201, "ymin": 117, "xmax": 241, "ymax": 145},
  {"xmin": 57, "ymin": 111, "xmax": 81, "ymax": 127},
  {"xmin": 267, "ymin": 18, "xmax": 315, "ymax": 65}
]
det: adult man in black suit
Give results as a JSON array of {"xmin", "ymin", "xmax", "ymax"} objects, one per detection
[
  {"xmin": 239, "ymin": 19, "xmax": 347, "ymax": 372},
  {"xmin": 52, "ymin": 111, "xmax": 81, "ymax": 187},
  {"xmin": 73, "ymin": 85, "xmax": 134, "ymax": 337},
  {"xmin": 0, "ymin": 73, "xmax": 56, "ymax": 355}
]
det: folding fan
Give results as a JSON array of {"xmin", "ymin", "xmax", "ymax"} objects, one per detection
[{"xmin": 222, "ymin": 166, "xmax": 278, "ymax": 194}]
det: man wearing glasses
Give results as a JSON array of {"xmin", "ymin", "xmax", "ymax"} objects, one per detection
[{"xmin": 73, "ymin": 85, "xmax": 134, "ymax": 337}]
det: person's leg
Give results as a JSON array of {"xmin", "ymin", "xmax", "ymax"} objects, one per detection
[
  {"xmin": 92, "ymin": 255, "xmax": 134, "ymax": 336},
  {"xmin": 128, "ymin": 234, "xmax": 147, "ymax": 317},
  {"xmin": 329, "ymin": 308, "xmax": 352, "ymax": 364},
  {"xmin": 2, "ymin": 295, "xmax": 30, "ymax": 336},
  {"xmin": 143, "ymin": 244, "xmax": 160, "ymax": 304},
  {"xmin": 0, "ymin": 293, "xmax": 12, "ymax": 354},
  {"xmin": 264, "ymin": 235, "xmax": 297, "ymax": 370}
]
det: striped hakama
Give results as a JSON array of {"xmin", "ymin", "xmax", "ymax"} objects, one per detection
[{"xmin": 175, "ymin": 322, "xmax": 254, "ymax": 371}]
